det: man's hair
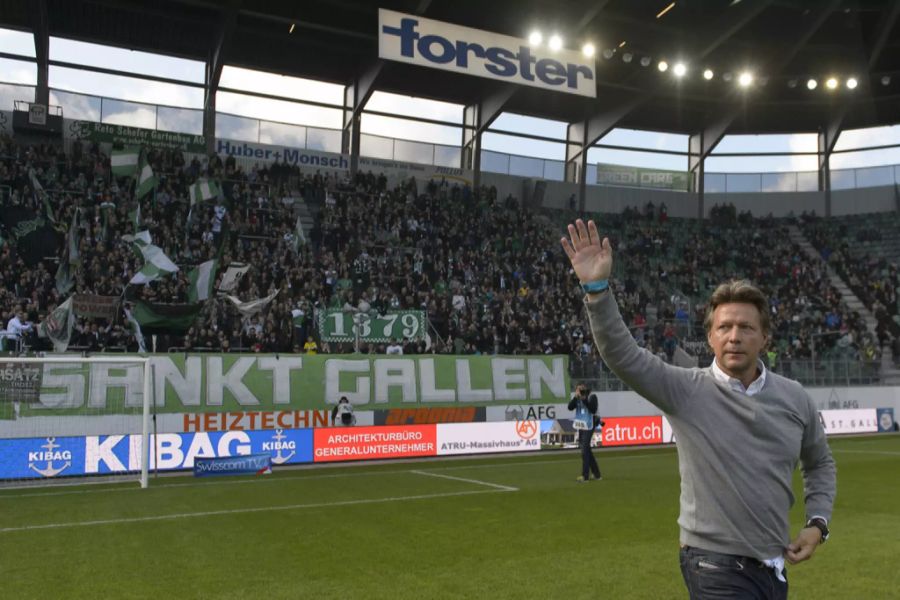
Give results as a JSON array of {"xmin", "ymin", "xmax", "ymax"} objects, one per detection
[{"xmin": 703, "ymin": 280, "xmax": 770, "ymax": 336}]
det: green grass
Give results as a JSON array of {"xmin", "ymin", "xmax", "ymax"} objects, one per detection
[{"xmin": 1, "ymin": 435, "xmax": 898, "ymax": 599}]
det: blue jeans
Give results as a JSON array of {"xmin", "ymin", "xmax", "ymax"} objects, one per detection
[
  {"xmin": 680, "ymin": 546, "xmax": 788, "ymax": 600},
  {"xmin": 578, "ymin": 429, "xmax": 600, "ymax": 479}
]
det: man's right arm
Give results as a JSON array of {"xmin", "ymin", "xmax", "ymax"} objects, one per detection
[{"xmin": 584, "ymin": 291, "xmax": 691, "ymax": 414}]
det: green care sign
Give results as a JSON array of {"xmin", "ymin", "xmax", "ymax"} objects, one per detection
[
  {"xmin": 67, "ymin": 120, "xmax": 207, "ymax": 153},
  {"xmin": 596, "ymin": 163, "xmax": 692, "ymax": 191},
  {"xmin": 317, "ymin": 310, "xmax": 427, "ymax": 343},
  {"xmin": 4, "ymin": 354, "xmax": 569, "ymax": 417}
]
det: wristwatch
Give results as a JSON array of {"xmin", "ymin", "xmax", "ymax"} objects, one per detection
[{"xmin": 805, "ymin": 517, "xmax": 829, "ymax": 543}]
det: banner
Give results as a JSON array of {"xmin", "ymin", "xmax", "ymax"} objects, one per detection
[
  {"xmin": 217, "ymin": 262, "xmax": 251, "ymax": 293},
  {"xmin": 313, "ymin": 425, "xmax": 437, "ymax": 462},
  {"xmin": 818, "ymin": 409, "xmax": 878, "ymax": 434},
  {"xmin": 600, "ymin": 416, "xmax": 664, "ymax": 447},
  {"xmin": 0, "ymin": 362, "xmax": 43, "ymax": 404},
  {"xmin": 379, "ymin": 9, "xmax": 596, "ymax": 97},
  {"xmin": 486, "ymin": 404, "xmax": 566, "ymax": 422},
  {"xmin": 182, "ymin": 410, "xmax": 333, "ymax": 432},
  {"xmin": 374, "ymin": 407, "xmax": 485, "ymax": 425},
  {"xmin": 877, "ymin": 408, "xmax": 895, "ymax": 433},
  {"xmin": 72, "ymin": 294, "xmax": 120, "ymax": 319},
  {"xmin": 436, "ymin": 421, "xmax": 540, "ymax": 455},
  {"xmin": 194, "ymin": 453, "xmax": 271, "ymax": 477},
  {"xmin": 318, "ymin": 309, "xmax": 426, "ymax": 343},
  {"xmin": 131, "ymin": 300, "xmax": 202, "ymax": 335},
  {"xmin": 0, "ymin": 204, "xmax": 62, "ymax": 266},
  {"xmin": 596, "ymin": 163, "xmax": 692, "ymax": 191},
  {"xmin": 66, "ymin": 120, "xmax": 206, "ymax": 153},
  {"xmin": 2, "ymin": 354, "xmax": 569, "ymax": 419},
  {"xmin": 0, "ymin": 429, "xmax": 314, "ymax": 480}
]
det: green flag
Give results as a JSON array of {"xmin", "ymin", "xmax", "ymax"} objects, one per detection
[
  {"xmin": 189, "ymin": 179, "xmax": 221, "ymax": 206},
  {"xmin": 123, "ymin": 230, "xmax": 179, "ymax": 285},
  {"xmin": 111, "ymin": 147, "xmax": 140, "ymax": 177},
  {"xmin": 187, "ymin": 259, "xmax": 218, "ymax": 303},
  {"xmin": 123, "ymin": 306, "xmax": 147, "ymax": 353},
  {"xmin": 129, "ymin": 203, "xmax": 142, "ymax": 231},
  {"xmin": 135, "ymin": 151, "xmax": 156, "ymax": 199},
  {"xmin": 131, "ymin": 299, "xmax": 203, "ymax": 336}
]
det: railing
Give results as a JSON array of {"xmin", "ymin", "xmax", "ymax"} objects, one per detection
[{"xmin": 4, "ymin": 81, "xmax": 900, "ymax": 191}]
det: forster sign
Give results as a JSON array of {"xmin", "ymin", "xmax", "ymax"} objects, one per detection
[
  {"xmin": 379, "ymin": 9, "xmax": 596, "ymax": 97},
  {"xmin": 9, "ymin": 355, "xmax": 568, "ymax": 415}
]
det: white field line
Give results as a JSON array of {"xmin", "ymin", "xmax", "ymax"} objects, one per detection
[
  {"xmin": 0, "ymin": 488, "xmax": 511, "ymax": 534},
  {"xmin": 410, "ymin": 469, "xmax": 519, "ymax": 492},
  {"xmin": 833, "ymin": 449, "xmax": 900, "ymax": 456},
  {"xmin": 0, "ymin": 454, "xmax": 665, "ymax": 500}
]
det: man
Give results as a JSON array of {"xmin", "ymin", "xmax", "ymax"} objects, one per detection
[
  {"xmin": 331, "ymin": 396, "xmax": 355, "ymax": 427},
  {"xmin": 561, "ymin": 219, "xmax": 835, "ymax": 599},
  {"xmin": 567, "ymin": 383, "xmax": 602, "ymax": 482}
]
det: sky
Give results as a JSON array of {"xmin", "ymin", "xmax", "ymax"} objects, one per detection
[{"xmin": 2, "ymin": 27, "xmax": 900, "ymax": 187}]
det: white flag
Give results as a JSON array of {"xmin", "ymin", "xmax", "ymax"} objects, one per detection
[
  {"xmin": 226, "ymin": 289, "xmax": 279, "ymax": 317},
  {"xmin": 217, "ymin": 262, "xmax": 250, "ymax": 293},
  {"xmin": 190, "ymin": 180, "xmax": 222, "ymax": 205},
  {"xmin": 40, "ymin": 296, "xmax": 75, "ymax": 352}
]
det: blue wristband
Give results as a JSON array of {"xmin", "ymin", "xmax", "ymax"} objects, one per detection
[{"xmin": 580, "ymin": 279, "xmax": 609, "ymax": 294}]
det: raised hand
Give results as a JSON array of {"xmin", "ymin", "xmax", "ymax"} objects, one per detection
[{"xmin": 560, "ymin": 219, "xmax": 613, "ymax": 284}]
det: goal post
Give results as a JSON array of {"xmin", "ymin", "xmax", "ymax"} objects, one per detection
[{"xmin": 0, "ymin": 355, "xmax": 153, "ymax": 488}]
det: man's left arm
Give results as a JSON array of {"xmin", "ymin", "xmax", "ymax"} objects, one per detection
[{"xmin": 786, "ymin": 391, "xmax": 836, "ymax": 564}]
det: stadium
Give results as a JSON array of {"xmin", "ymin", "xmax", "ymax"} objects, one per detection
[{"xmin": 0, "ymin": 0, "xmax": 898, "ymax": 598}]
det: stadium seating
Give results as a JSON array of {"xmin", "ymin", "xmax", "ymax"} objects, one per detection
[{"xmin": 0, "ymin": 136, "xmax": 888, "ymax": 386}]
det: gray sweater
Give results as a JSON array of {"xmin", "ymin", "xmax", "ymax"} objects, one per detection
[{"xmin": 585, "ymin": 292, "xmax": 836, "ymax": 559}]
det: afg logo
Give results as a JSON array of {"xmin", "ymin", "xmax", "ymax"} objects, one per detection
[{"xmin": 515, "ymin": 420, "xmax": 538, "ymax": 440}]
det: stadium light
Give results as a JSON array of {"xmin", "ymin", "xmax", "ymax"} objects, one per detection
[
  {"xmin": 656, "ymin": 2, "xmax": 676, "ymax": 19},
  {"xmin": 529, "ymin": 31, "xmax": 542, "ymax": 46},
  {"xmin": 846, "ymin": 77, "xmax": 858, "ymax": 90},
  {"xmin": 787, "ymin": 79, "xmax": 797, "ymax": 88},
  {"xmin": 673, "ymin": 63, "xmax": 687, "ymax": 77},
  {"xmin": 289, "ymin": 23, "xmax": 295, "ymax": 33},
  {"xmin": 658, "ymin": 60, "xmax": 669, "ymax": 72},
  {"xmin": 549, "ymin": 34, "xmax": 563, "ymax": 51},
  {"xmin": 882, "ymin": 75, "xmax": 891, "ymax": 86},
  {"xmin": 640, "ymin": 56, "xmax": 652, "ymax": 67},
  {"xmin": 602, "ymin": 48, "xmax": 615, "ymax": 59},
  {"xmin": 703, "ymin": 68, "xmax": 714, "ymax": 80},
  {"xmin": 722, "ymin": 72, "xmax": 733, "ymax": 82},
  {"xmin": 622, "ymin": 52, "xmax": 633, "ymax": 63},
  {"xmin": 826, "ymin": 77, "xmax": 838, "ymax": 90},
  {"xmin": 582, "ymin": 43, "xmax": 596, "ymax": 57},
  {"xmin": 807, "ymin": 78, "xmax": 817, "ymax": 90},
  {"xmin": 738, "ymin": 72, "xmax": 753, "ymax": 87}
]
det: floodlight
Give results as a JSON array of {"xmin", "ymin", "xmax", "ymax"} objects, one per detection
[
  {"xmin": 549, "ymin": 35, "xmax": 563, "ymax": 51},
  {"xmin": 529, "ymin": 31, "xmax": 542, "ymax": 46}
]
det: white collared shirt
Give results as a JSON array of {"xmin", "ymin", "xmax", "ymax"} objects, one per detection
[{"xmin": 710, "ymin": 357, "xmax": 767, "ymax": 396}]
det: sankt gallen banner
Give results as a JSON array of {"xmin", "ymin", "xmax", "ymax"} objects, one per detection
[
  {"xmin": 2, "ymin": 354, "xmax": 569, "ymax": 417},
  {"xmin": 379, "ymin": 9, "xmax": 596, "ymax": 97}
]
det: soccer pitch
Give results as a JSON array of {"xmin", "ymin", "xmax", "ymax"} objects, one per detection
[{"xmin": 1, "ymin": 435, "xmax": 897, "ymax": 599}]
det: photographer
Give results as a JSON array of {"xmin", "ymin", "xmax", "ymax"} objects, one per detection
[
  {"xmin": 331, "ymin": 396, "xmax": 356, "ymax": 427},
  {"xmin": 567, "ymin": 383, "xmax": 603, "ymax": 482}
]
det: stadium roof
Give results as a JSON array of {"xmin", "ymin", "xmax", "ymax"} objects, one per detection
[{"xmin": 2, "ymin": 0, "xmax": 900, "ymax": 137}]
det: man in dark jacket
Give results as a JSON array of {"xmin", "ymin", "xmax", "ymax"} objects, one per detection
[{"xmin": 568, "ymin": 383, "xmax": 602, "ymax": 482}]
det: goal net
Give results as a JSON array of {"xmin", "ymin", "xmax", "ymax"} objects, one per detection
[{"xmin": 0, "ymin": 356, "xmax": 152, "ymax": 488}]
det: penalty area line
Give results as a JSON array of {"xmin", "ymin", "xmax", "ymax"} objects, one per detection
[
  {"xmin": 0, "ymin": 488, "xmax": 511, "ymax": 534},
  {"xmin": 410, "ymin": 469, "xmax": 519, "ymax": 492}
]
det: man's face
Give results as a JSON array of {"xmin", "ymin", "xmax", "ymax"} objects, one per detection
[{"xmin": 707, "ymin": 302, "xmax": 768, "ymax": 380}]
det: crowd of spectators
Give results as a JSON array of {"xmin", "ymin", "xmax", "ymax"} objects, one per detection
[{"xmin": 0, "ymin": 134, "xmax": 888, "ymax": 382}]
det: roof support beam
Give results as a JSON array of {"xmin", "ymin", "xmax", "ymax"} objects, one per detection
[
  {"xmin": 203, "ymin": 1, "xmax": 239, "ymax": 153},
  {"xmin": 688, "ymin": 0, "xmax": 840, "ymax": 213},
  {"xmin": 462, "ymin": 85, "xmax": 517, "ymax": 191},
  {"xmin": 816, "ymin": 0, "xmax": 900, "ymax": 212},
  {"xmin": 28, "ymin": 0, "xmax": 49, "ymax": 107},
  {"xmin": 342, "ymin": 0, "xmax": 431, "ymax": 175},
  {"xmin": 566, "ymin": 0, "xmax": 774, "ymax": 207}
]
